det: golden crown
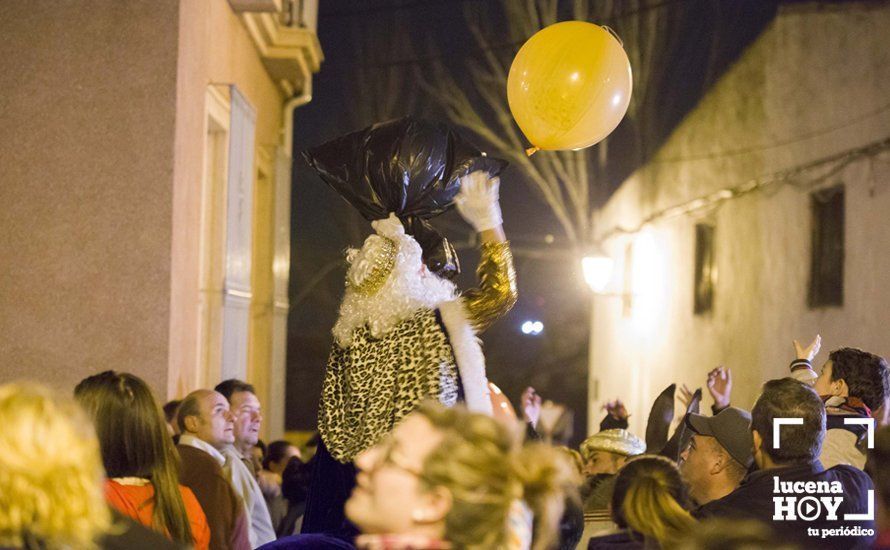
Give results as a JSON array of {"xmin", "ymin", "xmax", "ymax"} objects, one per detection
[{"xmin": 348, "ymin": 237, "xmax": 398, "ymax": 296}]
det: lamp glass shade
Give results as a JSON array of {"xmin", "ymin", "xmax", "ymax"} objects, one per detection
[{"xmin": 582, "ymin": 255, "xmax": 614, "ymax": 292}]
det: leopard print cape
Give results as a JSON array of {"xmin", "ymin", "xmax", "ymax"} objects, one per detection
[{"xmin": 318, "ymin": 307, "xmax": 461, "ymax": 463}]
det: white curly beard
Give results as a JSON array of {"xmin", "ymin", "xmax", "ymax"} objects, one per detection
[{"xmin": 332, "ymin": 230, "xmax": 457, "ymax": 348}]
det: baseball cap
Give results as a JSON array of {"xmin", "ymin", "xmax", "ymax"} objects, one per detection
[{"xmin": 685, "ymin": 407, "xmax": 754, "ymax": 468}]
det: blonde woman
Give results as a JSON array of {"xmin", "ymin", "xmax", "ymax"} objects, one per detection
[
  {"xmin": 0, "ymin": 382, "xmax": 112, "ymax": 549},
  {"xmin": 588, "ymin": 455, "xmax": 696, "ymax": 549},
  {"xmin": 343, "ymin": 401, "xmax": 578, "ymax": 550}
]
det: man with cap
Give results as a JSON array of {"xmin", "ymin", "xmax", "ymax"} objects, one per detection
[
  {"xmin": 579, "ymin": 429, "xmax": 646, "ymax": 510},
  {"xmin": 695, "ymin": 378, "xmax": 875, "ymax": 549},
  {"xmin": 680, "ymin": 407, "xmax": 753, "ymax": 507}
]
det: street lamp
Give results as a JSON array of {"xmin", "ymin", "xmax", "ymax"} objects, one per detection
[
  {"xmin": 581, "ymin": 252, "xmax": 614, "ymax": 293},
  {"xmin": 521, "ymin": 320, "xmax": 544, "ymax": 335},
  {"xmin": 580, "ymin": 247, "xmax": 614, "ymax": 436}
]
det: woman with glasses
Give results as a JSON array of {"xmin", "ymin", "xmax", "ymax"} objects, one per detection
[{"xmin": 344, "ymin": 401, "xmax": 578, "ymax": 550}]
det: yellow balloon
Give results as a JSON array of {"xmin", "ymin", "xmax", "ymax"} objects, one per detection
[{"xmin": 507, "ymin": 21, "xmax": 633, "ymax": 152}]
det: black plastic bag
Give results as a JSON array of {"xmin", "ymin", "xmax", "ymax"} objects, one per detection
[{"xmin": 302, "ymin": 117, "xmax": 508, "ymax": 279}]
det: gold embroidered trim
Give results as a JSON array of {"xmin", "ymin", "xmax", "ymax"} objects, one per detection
[
  {"xmin": 461, "ymin": 240, "xmax": 518, "ymax": 333},
  {"xmin": 348, "ymin": 237, "xmax": 398, "ymax": 296}
]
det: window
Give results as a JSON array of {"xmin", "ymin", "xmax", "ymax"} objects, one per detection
[
  {"xmin": 196, "ymin": 85, "xmax": 257, "ymax": 387},
  {"xmin": 220, "ymin": 86, "xmax": 257, "ymax": 382},
  {"xmin": 693, "ymin": 223, "xmax": 715, "ymax": 315},
  {"xmin": 808, "ymin": 185, "xmax": 844, "ymax": 308},
  {"xmin": 196, "ymin": 85, "xmax": 231, "ymax": 388}
]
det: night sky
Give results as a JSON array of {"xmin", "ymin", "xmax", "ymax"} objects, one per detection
[{"xmin": 284, "ymin": 0, "xmax": 779, "ymax": 444}]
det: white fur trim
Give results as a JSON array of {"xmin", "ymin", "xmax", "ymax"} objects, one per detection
[{"xmin": 438, "ymin": 299, "xmax": 493, "ymax": 416}]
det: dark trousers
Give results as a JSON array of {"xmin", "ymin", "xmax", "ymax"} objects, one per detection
[{"xmin": 300, "ymin": 438, "xmax": 360, "ymax": 541}]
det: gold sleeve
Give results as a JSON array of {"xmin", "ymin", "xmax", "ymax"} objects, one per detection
[{"xmin": 460, "ymin": 240, "xmax": 518, "ymax": 334}]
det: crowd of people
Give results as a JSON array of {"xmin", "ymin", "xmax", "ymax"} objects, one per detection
[
  {"xmin": 0, "ymin": 369, "xmax": 574, "ymax": 550},
  {"xmin": 574, "ymin": 337, "xmax": 889, "ymax": 550},
  {"xmin": 2, "ymin": 155, "xmax": 890, "ymax": 549},
  {"xmin": 1, "ymin": 336, "xmax": 889, "ymax": 549}
]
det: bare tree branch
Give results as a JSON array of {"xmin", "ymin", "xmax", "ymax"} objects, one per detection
[
  {"xmin": 466, "ymin": 21, "xmax": 509, "ymax": 83},
  {"xmin": 540, "ymin": 0, "xmax": 559, "ymax": 27},
  {"xmin": 416, "ymin": 1, "xmax": 588, "ymax": 241},
  {"xmin": 415, "ymin": 0, "xmax": 656, "ymax": 245}
]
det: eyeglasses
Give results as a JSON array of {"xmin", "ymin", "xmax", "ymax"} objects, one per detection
[{"xmin": 366, "ymin": 435, "xmax": 427, "ymax": 480}]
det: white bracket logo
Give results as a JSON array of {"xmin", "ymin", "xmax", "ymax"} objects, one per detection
[
  {"xmin": 773, "ymin": 417, "xmax": 876, "ymax": 450},
  {"xmin": 773, "ymin": 417, "xmax": 876, "ymax": 521},
  {"xmin": 773, "ymin": 418, "xmax": 803, "ymax": 449},
  {"xmin": 844, "ymin": 417, "xmax": 876, "ymax": 450}
]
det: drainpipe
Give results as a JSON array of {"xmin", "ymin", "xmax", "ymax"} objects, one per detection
[
  {"xmin": 267, "ymin": 75, "xmax": 312, "ymax": 439},
  {"xmin": 282, "ymin": 76, "xmax": 312, "ymax": 155}
]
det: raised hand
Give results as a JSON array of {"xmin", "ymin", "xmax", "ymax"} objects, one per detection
[
  {"xmin": 793, "ymin": 334, "xmax": 822, "ymax": 362},
  {"xmin": 454, "ymin": 171, "xmax": 503, "ymax": 232},
  {"xmin": 678, "ymin": 384, "xmax": 695, "ymax": 410},
  {"xmin": 603, "ymin": 398, "xmax": 629, "ymax": 421},
  {"xmin": 521, "ymin": 386, "xmax": 542, "ymax": 428},
  {"xmin": 538, "ymin": 400, "xmax": 567, "ymax": 438},
  {"xmin": 707, "ymin": 366, "xmax": 732, "ymax": 410}
]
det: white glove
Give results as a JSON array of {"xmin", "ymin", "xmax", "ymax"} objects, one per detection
[{"xmin": 455, "ymin": 170, "xmax": 503, "ymax": 232}]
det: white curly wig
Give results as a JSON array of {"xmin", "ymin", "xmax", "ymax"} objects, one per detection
[{"xmin": 332, "ymin": 213, "xmax": 458, "ymax": 347}]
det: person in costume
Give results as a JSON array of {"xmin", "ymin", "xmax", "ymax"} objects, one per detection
[{"xmin": 299, "ymin": 118, "xmax": 517, "ymax": 537}]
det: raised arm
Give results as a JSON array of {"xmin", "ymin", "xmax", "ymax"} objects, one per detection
[
  {"xmin": 790, "ymin": 335, "xmax": 822, "ymax": 386},
  {"xmin": 455, "ymin": 171, "xmax": 518, "ymax": 333}
]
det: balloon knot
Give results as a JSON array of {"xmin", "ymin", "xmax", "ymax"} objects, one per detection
[{"xmin": 525, "ymin": 146, "xmax": 540, "ymax": 157}]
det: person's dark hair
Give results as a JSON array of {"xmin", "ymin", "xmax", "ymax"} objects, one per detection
[
  {"xmin": 828, "ymin": 348, "xmax": 890, "ymax": 411},
  {"xmin": 214, "ymin": 379, "xmax": 255, "ymax": 402},
  {"xmin": 74, "ymin": 371, "xmax": 194, "ymax": 545},
  {"xmin": 278, "ymin": 456, "xmax": 313, "ymax": 536},
  {"xmin": 176, "ymin": 391, "xmax": 204, "ymax": 434},
  {"xmin": 281, "ymin": 456, "xmax": 312, "ymax": 504},
  {"xmin": 610, "ymin": 455, "xmax": 694, "ymax": 548},
  {"xmin": 162, "ymin": 400, "xmax": 181, "ymax": 424},
  {"xmin": 255, "ymin": 438, "xmax": 267, "ymax": 456},
  {"xmin": 751, "ymin": 378, "xmax": 825, "ymax": 465},
  {"xmin": 264, "ymin": 440, "xmax": 294, "ymax": 470}
]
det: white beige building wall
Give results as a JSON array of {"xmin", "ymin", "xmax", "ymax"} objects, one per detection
[
  {"xmin": 590, "ymin": 2, "xmax": 890, "ymax": 436},
  {"xmin": 169, "ymin": 0, "xmax": 285, "ymax": 410},
  {"xmin": 1, "ymin": 0, "xmax": 320, "ymax": 441},
  {"xmin": 0, "ymin": 1, "xmax": 181, "ymax": 395}
]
